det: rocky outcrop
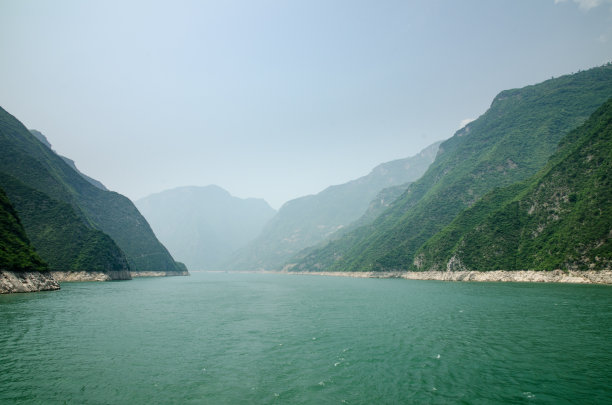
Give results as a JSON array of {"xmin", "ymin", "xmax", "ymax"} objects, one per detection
[
  {"xmin": 286, "ymin": 270, "xmax": 612, "ymax": 284},
  {"xmin": 0, "ymin": 270, "xmax": 60, "ymax": 294},
  {"xmin": 50, "ymin": 270, "xmax": 132, "ymax": 282},
  {"xmin": 399, "ymin": 269, "xmax": 612, "ymax": 284},
  {"xmin": 131, "ymin": 271, "xmax": 190, "ymax": 277},
  {"xmin": 0, "ymin": 268, "xmax": 190, "ymax": 294}
]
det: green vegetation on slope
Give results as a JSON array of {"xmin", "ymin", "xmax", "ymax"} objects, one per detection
[
  {"xmin": 0, "ymin": 173, "xmax": 129, "ymax": 271},
  {"xmin": 226, "ymin": 141, "xmax": 441, "ymax": 270},
  {"xmin": 0, "ymin": 107, "xmax": 182, "ymax": 272},
  {"xmin": 416, "ymin": 98, "xmax": 612, "ymax": 271},
  {"xmin": 30, "ymin": 129, "xmax": 108, "ymax": 190},
  {"xmin": 291, "ymin": 63, "xmax": 612, "ymax": 272},
  {"xmin": 344, "ymin": 183, "xmax": 412, "ymax": 231},
  {"xmin": 0, "ymin": 186, "xmax": 47, "ymax": 272}
]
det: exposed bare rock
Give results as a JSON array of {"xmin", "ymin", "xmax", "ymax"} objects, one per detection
[
  {"xmin": 285, "ymin": 270, "xmax": 612, "ymax": 284},
  {"xmin": 131, "ymin": 271, "xmax": 190, "ymax": 277},
  {"xmin": 0, "ymin": 271, "xmax": 60, "ymax": 294},
  {"xmin": 50, "ymin": 270, "xmax": 132, "ymax": 282}
]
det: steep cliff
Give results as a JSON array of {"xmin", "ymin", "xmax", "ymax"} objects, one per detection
[
  {"xmin": 292, "ymin": 64, "xmax": 612, "ymax": 272},
  {"xmin": 227, "ymin": 141, "xmax": 441, "ymax": 270},
  {"xmin": 0, "ymin": 108, "xmax": 183, "ymax": 273},
  {"xmin": 416, "ymin": 98, "xmax": 612, "ymax": 271}
]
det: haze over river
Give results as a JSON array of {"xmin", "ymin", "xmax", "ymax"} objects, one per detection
[{"xmin": 1, "ymin": 272, "xmax": 611, "ymax": 404}]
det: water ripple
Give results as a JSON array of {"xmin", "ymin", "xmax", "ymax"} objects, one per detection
[{"xmin": 0, "ymin": 273, "xmax": 611, "ymax": 403}]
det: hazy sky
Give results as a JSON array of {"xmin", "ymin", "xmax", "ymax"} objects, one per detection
[{"xmin": 1, "ymin": 0, "xmax": 611, "ymax": 208}]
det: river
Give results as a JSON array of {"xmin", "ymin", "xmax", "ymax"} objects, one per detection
[{"xmin": 1, "ymin": 272, "xmax": 611, "ymax": 404}]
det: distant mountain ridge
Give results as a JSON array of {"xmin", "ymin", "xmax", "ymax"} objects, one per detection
[
  {"xmin": 136, "ymin": 185, "xmax": 276, "ymax": 270},
  {"xmin": 0, "ymin": 107, "xmax": 183, "ymax": 273},
  {"xmin": 225, "ymin": 141, "xmax": 442, "ymax": 270},
  {"xmin": 291, "ymin": 63, "xmax": 612, "ymax": 272}
]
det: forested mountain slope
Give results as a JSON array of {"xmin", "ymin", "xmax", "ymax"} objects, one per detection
[
  {"xmin": 0, "ymin": 172, "xmax": 129, "ymax": 272},
  {"xmin": 226, "ymin": 141, "xmax": 441, "ymax": 270},
  {"xmin": 415, "ymin": 98, "xmax": 612, "ymax": 271},
  {"xmin": 0, "ymin": 107, "xmax": 182, "ymax": 272},
  {"xmin": 291, "ymin": 64, "xmax": 612, "ymax": 272},
  {"xmin": 0, "ymin": 186, "xmax": 47, "ymax": 272}
]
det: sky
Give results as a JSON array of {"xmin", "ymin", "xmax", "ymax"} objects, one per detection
[{"xmin": 1, "ymin": 0, "xmax": 611, "ymax": 209}]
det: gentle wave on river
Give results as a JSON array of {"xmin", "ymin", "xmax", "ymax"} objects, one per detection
[{"xmin": 1, "ymin": 272, "xmax": 611, "ymax": 404}]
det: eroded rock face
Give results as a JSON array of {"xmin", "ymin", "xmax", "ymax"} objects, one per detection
[
  {"xmin": 50, "ymin": 270, "xmax": 132, "ymax": 282},
  {"xmin": 446, "ymin": 255, "xmax": 466, "ymax": 272},
  {"xmin": 0, "ymin": 271, "xmax": 60, "ymax": 294},
  {"xmin": 130, "ymin": 271, "xmax": 190, "ymax": 277},
  {"xmin": 285, "ymin": 270, "xmax": 612, "ymax": 284}
]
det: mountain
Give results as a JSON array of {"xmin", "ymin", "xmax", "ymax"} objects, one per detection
[
  {"xmin": 226, "ymin": 141, "xmax": 441, "ymax": 270},
  {"xmin": 345, "ymin": 183, "xmax": 411, "ymax": 231},
  {"xmin": 291, "ymin": 63, "xmax": 612, "ymax": 272},
  {"xmin": 136, "ymin": 186, "xmax": 276, "ymax": 270},
  {"xmin": 0, "ymin": 172, "xmax": 129, "ymax": 272},
  {"xmin": 0, "ymin": 186, "xmax": 47, "ymax": 272},
  {"xmin": 415, "ymin": 97, "xmax": 612, "ymax": 271},
  {"xmin": 30, "ymin": 130, "xmax": 108, "ymax": 191},
  {"xmin": 0, "ymin": 107, "xmax": 183, "ymax": 273}
]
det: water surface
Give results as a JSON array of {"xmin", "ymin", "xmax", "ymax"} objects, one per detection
[{"xmin": 1, "ymin": 272, "xmax": 611, "ymax": 404}]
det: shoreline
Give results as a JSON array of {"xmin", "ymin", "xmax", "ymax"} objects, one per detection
[
  {"xmin": 51, "ymin": 270, "xmax": 132, "ymax": 282},
  {"xmin": 51, "ymin": 270, "xmax": 190, "ymax": 282},
  {"xmin": 1, "ymin": 270, "xmax": 191, "ymax": 294},
  {"xmin": 131, "ymin": 271, "xmax": 190, "ymax": 277},
  {"xmin": 281, "ymin": 269, "xmax": 612, "ymax": 284},
  {"xmin": 0, "ymin": 270, "xmax": 60, "ymax": 294}
]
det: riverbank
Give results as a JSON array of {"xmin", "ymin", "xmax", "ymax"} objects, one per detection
[
  {"xmin": 131, "ymin": 271, "xmax": 190, "ymax": 277},
  {"xmin": 50, "ymin": 270, "xmax": 132, "ymax": 282},
  {"xmin": 285, "ymin": 269, "xmax": 612, "ymax": 284},
  {"xmin": 51, "ymin": 270, "xmax": 190, "ymax": 281},
  {"xmin": 0, "ymin": 270, "xmax": 190, "ymax": 294},
  {"xmin": 0, "ymin": 270, "xmax": 60, "ymax": 294}
]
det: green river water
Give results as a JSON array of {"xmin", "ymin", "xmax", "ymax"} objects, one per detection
[{"xmin": 1, "ymin": 272, "xmax": 611, "ymax": 404}]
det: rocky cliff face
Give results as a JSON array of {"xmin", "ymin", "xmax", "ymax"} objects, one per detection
[
  {"xmin": 131, "ymin": 271, "xmax": 190, "ymax": 277},
  {"xmin": 286, "ymin": 269, "xmax": 612, "ymax": 284},
  {"xmin": 0, "ymin": 270, "xmax": 60, "ymax": 294},
  {"xmin": 50, "ymin": 270, "xmax": 132, "ymax": 282}
]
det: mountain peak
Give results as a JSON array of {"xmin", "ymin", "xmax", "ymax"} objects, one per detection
[{"xmin": 136, "ymin": 185, "xmax": 276, "ymax": 270}]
